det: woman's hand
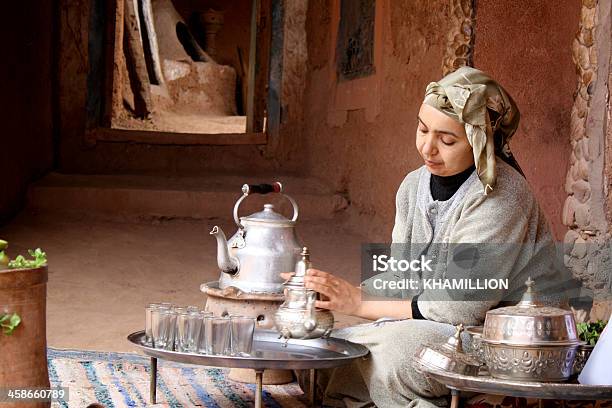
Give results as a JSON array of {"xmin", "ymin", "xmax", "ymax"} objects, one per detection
[
  {"xmin": 280, "ymin": 270, "xmax": 413, "ymax": 320},
  {"xmin": 304, "ymin": 269, "xmax": 362, "ymax": 315}
]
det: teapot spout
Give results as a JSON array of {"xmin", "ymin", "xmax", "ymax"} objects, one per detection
[{"xmin": 210, "ymin": 226, "xmax": 239, "ymax": 275}]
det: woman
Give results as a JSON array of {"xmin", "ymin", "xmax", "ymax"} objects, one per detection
[{"xmin": 290, "ymin": 67, "xmax": 563, "ymax": 408}]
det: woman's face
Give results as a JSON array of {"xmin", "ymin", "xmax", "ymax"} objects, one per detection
[{"xmin": 416, "ymin": 104, "xmax": 474, "ymax": 176}]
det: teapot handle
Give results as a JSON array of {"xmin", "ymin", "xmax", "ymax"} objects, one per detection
[
  {"xmin": 233, "ymin": 182, "xmax": 299, "ymax": 227},
  {"xmin": 303, "ymin": 291, "xmax": 318, "ymax": 333}
]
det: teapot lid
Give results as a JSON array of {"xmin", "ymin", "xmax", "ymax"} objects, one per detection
[
  {"xmin": 482, "ymin": 277, "xmax": 581, "ymax": 346},
  {"xmin": 242, "ymin": 204, "xmax": 294, "ymax": 225}
]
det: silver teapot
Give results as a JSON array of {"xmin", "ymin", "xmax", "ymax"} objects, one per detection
[
  {"xmin": 210, "ymin": 182, "xmax": 302, "ymax": 294},
  {"xmin": 275, "ymin": 247, "xmax": 334, "ymax": 340}
]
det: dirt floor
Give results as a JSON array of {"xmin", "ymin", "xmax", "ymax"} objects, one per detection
[
  {"xmin": 0, "ymin": 210, "xmax": 370, "ymax": 352},
  {"xmin": 113, "ymin": 112, "xmax": 247, "ymax": 134}
]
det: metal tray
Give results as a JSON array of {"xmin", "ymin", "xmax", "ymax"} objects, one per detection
[
  {"xmin": 127, "ymin": 329, "xmax": 369, "ymax": 370},
  {"xmin": 422, "ymin": 367, "xmax": 612, "ymax": 400}
]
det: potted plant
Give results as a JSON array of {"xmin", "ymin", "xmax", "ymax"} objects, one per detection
[{"xmin": 0, "ymin": 239, "xmax": 51, "ymax": 408}]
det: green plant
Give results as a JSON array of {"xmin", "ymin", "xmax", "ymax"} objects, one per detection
[
  {"xmin": 0, "ymin": 312, "xmax": 21, "ymax": 335},
  {"xmin": 8, "ymin": 248, "xmax": 47, "ymax": 269},
  {"xmin": 577, "ymin": 320, "xmax": 607, "ymax": 346},
  {"xmin": 0, "ymin": 251, "xmax": 8, "ymax": 268}
]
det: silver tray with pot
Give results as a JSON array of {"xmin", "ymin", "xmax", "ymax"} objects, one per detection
[
  {"xmin": 479, "ymin": 278, "xmax": 584, "ymax": 382},
  {"xmin": 420, "ymin": 366, "xmax": 612, "ymax": 400},
  {"xmin": 466, "ymin": 326, "xmax": 593, "ymax": 378}
]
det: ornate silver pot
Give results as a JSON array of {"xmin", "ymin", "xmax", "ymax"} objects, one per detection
[
  {"xmin": 480, "ymin": 278, "xmax": 583, "ymax": 382},
  {"xmin": 210, "ymin": 183, "xmax": 302, "ymax": 294},
  {"xmin": 415, "ymin": 324, "xmax": 482, "ymax": 376},
  {"xmin": 274, "ymin": 248, "xmax": 334, "ymax": 340}
]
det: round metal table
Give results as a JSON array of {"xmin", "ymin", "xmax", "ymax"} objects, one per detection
[
  {"xmin": 127, "ymin": 329, "xmax": 369, "ymax": 407},
  {"xmin": 420, "ymin": 366, "xmax": 612, "ymax": 408}
]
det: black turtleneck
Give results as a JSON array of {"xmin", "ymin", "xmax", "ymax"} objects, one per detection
[{"xmin": 430, "ymin": 164, "xmax": 476, "ymax": 201}]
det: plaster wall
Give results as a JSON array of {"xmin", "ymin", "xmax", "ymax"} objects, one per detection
[
  {"xmin": 473, "ymin": 0, "xmax": 580, "ymax": 240},
  {"xmin": 56, "ymin": 0, "xmax": 579, "ymax": 240},
  {"xmin": 301, "ymin": 0, "xmax": 578, "ymax": 241},
  {"xmin": 301, "ymin": 0, "xmax": 452, "ymax": 241},
  {"xmin": 0, "ymin": 2, "xmax": 54, "ymax": 224}
]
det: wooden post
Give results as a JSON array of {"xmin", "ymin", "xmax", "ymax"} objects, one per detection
[
  {"xmin": 150, "ymin": 357, "xmax": 157, "ymax": 404},
  {"xmin": 123, "ymin": 0, "xmax": 152, "ymax": 118},
  {"xmin": 254, "ymin": 369, "xmax": 264, "ymax": 408},
  {"xmin": 246, "ymin": 0, "xmax": 260, "ymax": 133},
  {"xmin": 450, "ymin": 389, "xmax": 461, "ymax": 408},
  {"xmin": 265, "ymin": 0, "xmax": 284, "ymax": 150}
]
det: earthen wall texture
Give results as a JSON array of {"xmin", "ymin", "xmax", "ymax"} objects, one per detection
[
  {"xmin": 58, "ymin": 0, "xmax": 302, "ymax": 176},
  {"xmin": 301, "ymin": 0, "xmax": 452, "ymax": 241},
  {"xmin": 56, "ymin": 0, "xmax": 579, "ymax": 241},
  {"xmin": 474, "ymin": 0, "xmax": 580, "ymax": 240},
  {"xmin": 301, "ymin": 0, "xmax": 578, "ymax": 241},
  {"xmin": 0, "ymin": 2, "xmax": 55, "ymax": 224}
]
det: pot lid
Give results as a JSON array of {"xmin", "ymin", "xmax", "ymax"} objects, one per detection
[
  {"xmin": 242, "ymin": 204, "xmax": 294, "ymax": 225},
  {"xmin": 414, "ymin": 324, "xmax": 481, "ymax": 375},
  {"xmin": 482, "ymin": 277, "xmax": 581, "ymax": 346}
]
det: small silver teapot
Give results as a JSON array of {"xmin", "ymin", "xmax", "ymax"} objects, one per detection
[
  {"xmin": 210, "ymin": 182, "xmax": 302, "ymax": 294},
  {"xmin": 274, "ymin": 247, "xmax": 334, "ymax": 340}
]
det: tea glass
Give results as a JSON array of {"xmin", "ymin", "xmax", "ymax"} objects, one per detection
[
  {"xmin": 154, "ymin": 308, "xmax": 178, "ymax": 350},
  {"xmin": 205, "ymin": 316, "xmax": 231, "ymax": 355},
  {"xmin": 230, "ymin": 316, "xmax": 256, "ymax": 356},
  {"xmin": 149, "ymin": 303, "xmax": 172, "ymax": 348},
  {"xmin": 197, "ymin": 311, "xmax": 214, "ymax": 354},
  {"xmin": 176, "ymin": 310, "xmax": 201, "ymax": 353}
]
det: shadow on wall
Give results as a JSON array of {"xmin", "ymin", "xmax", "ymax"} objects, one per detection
[{"xmin": 0, "ymin": 1, "xmax": 55, "ymax": 223}]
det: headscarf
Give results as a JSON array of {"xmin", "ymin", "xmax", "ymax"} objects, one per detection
[{"xmin": 423, "ymin": 66, "xmax": 523, "ymax": 194}]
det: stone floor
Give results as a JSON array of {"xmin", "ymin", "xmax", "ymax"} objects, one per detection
[{"xmin": 0, "ymin": 209, "xmax": 370, "ymax": 352}]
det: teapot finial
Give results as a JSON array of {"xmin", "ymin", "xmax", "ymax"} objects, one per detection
[
  {"xmin": 443, "ymin": 324, "xmax": 465, "ymax": 352},
  {"xmin": 518, "ymin": 277, "xmax": 540, "ymax": 307},
  {"xmin": 292, "ymin": 247, "xmax": 312, "ymax": 279}
]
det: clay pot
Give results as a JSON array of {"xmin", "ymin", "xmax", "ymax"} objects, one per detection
[{"xmin": 0, "ymin": 266, "xmax": 50, "ymax": 408}]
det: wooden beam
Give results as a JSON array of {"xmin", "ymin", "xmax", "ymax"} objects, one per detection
[
  {"xmin": 254, "ymin": 0, "xmax": 272, "ymax": 133},
  {"xmin": 85, "ymin": 0, "xmax": 108, "ymax": 131},
  {"xmin": 92, "ymin": 128, "xmax": 268, "ymax": 146},
  {"xmin": 265, "ymin": 0, "xmax": 284, "ymax": 152},
  {"xmin": 246, "ymin": 0, "xmax": 260, "ymax": 133},
  {"xmin": 124, "ymin": 0, "xmax": 153, "ymax": 118}
]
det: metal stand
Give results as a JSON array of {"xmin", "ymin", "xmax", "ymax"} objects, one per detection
[
  {"xmin": 150, "ymin": 357, "xmax": 157, "ymax": 404},
  {"xmin": 130, "ymin": 330, "xmax": 369, "ymax": 408},
  {"xmin": 450, "ymin": 389, "xmax": 460, "ymax": 408},
  {"xmin": 254, "ymin": 369, "xmax": 264, "ymax": 408},
  {"xmin": 309, "ymin": 369, "xmax": 318, "ymax": 406}
]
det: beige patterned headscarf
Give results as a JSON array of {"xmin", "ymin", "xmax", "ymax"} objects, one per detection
[{"xmin": 423, "ymin": 66, "xmax": 523, "ymax": 194}]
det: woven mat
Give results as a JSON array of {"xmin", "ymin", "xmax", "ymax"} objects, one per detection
[{"xmin": 47, "ymin": 348, "xmax": 308, "ymax": 408}]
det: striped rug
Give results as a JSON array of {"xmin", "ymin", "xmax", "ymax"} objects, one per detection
[{"xmin": 47, "ymin": 348, "xmax": 308, "ymax": 408}]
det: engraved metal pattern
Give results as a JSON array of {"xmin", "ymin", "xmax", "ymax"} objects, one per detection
[
  {"xmin": 482, "ymin": 278, "xmax": 580, "ymax": 346},
  {"xmin": 482, "ymin": 314, "xmax": 579, "ymax": 345},
  {"xmin": 571, "ymin": 345, "xmax": 593, "ymax": 376},
  {"xmin": 482, "ymin": 342, "xmax": 577, "ymax": 382}
]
